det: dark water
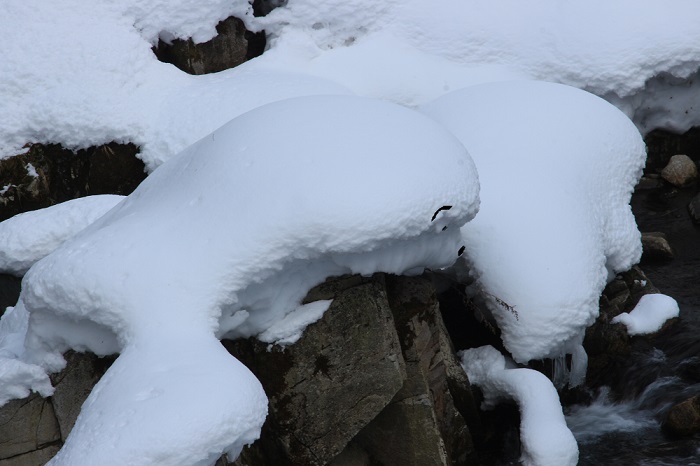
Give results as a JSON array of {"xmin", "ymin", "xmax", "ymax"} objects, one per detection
[{"xmin": 565, "ymin": 184, "xmax": 700, "ymax": 465}]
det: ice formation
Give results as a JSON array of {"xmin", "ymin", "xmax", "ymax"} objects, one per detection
[
  {"xmin": 4, "ymin": 95, "xmax": 479, "ymax": 464},
  {"xmin": 0, "ymin": 195, "xmax": 124, "ymax": 276},
  {"xmin": 460, "ymin": 345, "xmax": 578, "ymax": 466},
  {"xmin": 612, "ymin": 293, "xmax": 680, "ymax": 335},
  {"xmin": 422, "ymin": 81, "xmax": 646, "ymax": 364}
]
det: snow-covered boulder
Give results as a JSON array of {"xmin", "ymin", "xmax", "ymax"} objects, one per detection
[
  {"xmin": 1, "ymin": 95, "xmax": 479, "ymax": 465},
  {"xmin": 422, "ymin": 81, "xmax": 646, "ymax": 368}
]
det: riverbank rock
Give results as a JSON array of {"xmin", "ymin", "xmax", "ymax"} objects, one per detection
[
  {"xmin": 641, "ymin": 232, "xmax": 674, "ymax": 263},
  {"xmin": 663, "ymin": 395, "xmax": 700, "ymax": 436},
  {"xmin": 688, "ymin": 193, "xmax": 700, "ymax": 224},
  {"xmin": 0, "ymin": 394, "xmax": 60, "ymax": 462},
  {"xmin": 660, "ymin": 154, "xmax": 697, "ymax": 187}
]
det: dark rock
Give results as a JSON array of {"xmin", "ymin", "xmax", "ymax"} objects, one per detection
[
  {"xmin": 635, "ymin": 175, "xmax": 664, "ymax": 191},
  {"xmin": 49, "ymin": 351, "xmax": 116, "ymax": 440},
  {"xmin": 663, "ymin": 395, "xmax": 700, "ymax": 436},
  {"xmin": 641, "ymin": 232, "xmax": 674, "ymax": 263},
  {"xmin": 0, "ymin": 274, "xmax": 21, "ymax": 317},
  {"xmin": 227, "ymin": 275, "xmax": 406, "ymax": 466},
  {"xmin": 153, "ymin": 17, "xmax": 265, "ymax": 75},
  {"xmin": 345, "ymin": 275, "xmax": 479, "ymax": 466},
  {"xmin": 644, "ymin": 127, "xmax": 700, "ymax": 174},
  {"xmin": 0, "ymin": 445, "xmax": 61, "ymax": 466},
  {"xmin": 0, "ymin": 143, "xmax": 145, "ymax": 222},
  {"xmin": 0, "ymin": 394, "xmax": 60, "ymax": 459},
  {"xmin": 660, "ymin": 154, "xmax": 697, "ymax": 187},
  {"xmin": 688, "ymin": 193, "xmax": 700, "ymax": 224},
  {"xmin": 584, "ymin": 267, "xmax": 658, "ymax": 390}
]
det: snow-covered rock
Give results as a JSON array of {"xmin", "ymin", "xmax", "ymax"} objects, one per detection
[
  {"xmin": 422, "ymin": 81, "xmax": 646, "ymax": 364},
  {"xmin": 612, "ymin": 293, "xmax": 679, "ymax": 335},
  {"xmin": 2, "ymin": 95, "xmax": 479, "ymax": 464}
]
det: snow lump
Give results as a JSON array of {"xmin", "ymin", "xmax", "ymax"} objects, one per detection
[
  {"xmin": 422, "ymin": 81, "xmax": 646, "ymax": 366},
  {"xmin": 3, "ymin": 95, "xmax": 479, "ymax": 465}
]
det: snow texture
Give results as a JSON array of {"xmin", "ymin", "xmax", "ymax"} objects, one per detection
[
  {"xmin": 422, "ymin": 81, "xmax": 646, "ymax": 364},
  {"xmin": 0, "ymin": 195, "xmax": 124, "ymax": 276},
  {"xmin": 612, "ymin": 293, "xmax": 679, "ymax": 335},
  {"xmin": 6, "ymin": 95, "xmax": 479, "ymax": 465},
  {"xmin": 2, "ymin": 0, "xmax": 700, "ymax": 169},
  {"xmin": 460, "ymin": 345, "xmax": 578, "ymax": 466}
]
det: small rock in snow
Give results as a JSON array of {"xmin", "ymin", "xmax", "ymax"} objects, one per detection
[{"xmin": 660, "ymin": 154, "xmax": 698, "ymax": 187}]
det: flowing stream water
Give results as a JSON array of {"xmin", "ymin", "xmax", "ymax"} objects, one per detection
[{"xmin": 565, "ymin": 182, "xmax": 700, "ymax": 465}]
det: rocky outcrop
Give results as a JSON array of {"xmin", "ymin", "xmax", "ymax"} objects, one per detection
[
  {"xmin": 153, "ymin": 17, "xmax": 265, "ymax": 75},
  {"xmin": 227, "ymin": 274, "xmax": 481, "ymax": 466},
  {"xmin": 0, "ymin": 143, "xmax": 145, "ymax": 222}
]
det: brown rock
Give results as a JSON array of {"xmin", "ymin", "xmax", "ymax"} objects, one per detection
[
  {"xmin": 660, "ymin": 154, "xmax": 697, "ymax": 187},
  {"xmin": 663, "ymin": 395, "xmax": 700, "ymax": 436},
  {"xmin": 0, "ymin": 143, "xmax": 145, "ymax": 222},
  {"xmin": 641, "ymin": 232, "xmax": 674, "ymax": 263},
  {"xmin": 0, "ymin": 394, "xmax": 60, "ymax": 459}
]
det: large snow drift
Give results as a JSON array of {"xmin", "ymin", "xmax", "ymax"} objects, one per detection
[
  {"xmin": 422, "ymin": 81, "xmax": 646, "ymax": 364},
  {"xmin": 2, "ymin": 0, "xmax": 700, "ymax": 169},
  {"xmin": 4, "ymin": 95, "xmax": 479, "ymax": 464}
]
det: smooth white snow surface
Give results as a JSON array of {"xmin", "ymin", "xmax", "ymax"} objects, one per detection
[
  {"xmin": 612, "ymin": 294, "xmax": 679, "ymax": 335},
  {"xmin": 2, "ymin": 0, "xmax": 700, "ymax": 169},
  {"xmin": 422, "ymin": 81, "xmax": 646, "ymax": 363},
  {"xmin": 0, "ymin": 195, "xmax": 124, "ymax": 276},
  {"xmin": 5, "ymin": 95, "xmax": 479, "ymax": 464},
  {"xmin": 460, "ymin": 345, "xmax": 578, "ymax": 466}
]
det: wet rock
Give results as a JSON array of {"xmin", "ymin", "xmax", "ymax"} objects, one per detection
[
  {"xmin": 663, "ymin": 395, "xmax": 700, "ymax": 436},
  {"xmin": 344, "ymin": 275, "xmax": 479, "ymax": 466},
  {"xmin": 0, "ymin": 143, "xmax": 145, "ymax": 222},
  {"xmin": 0, "ymin": 445, "xmax": 61, "ymax": 466},
  {"xmin": 584, "ymin": 267, "xmax": 659, "ymax": 390},
  {"xmin": 0, "ymin": 394, "xmax": 60, "ymax": 459},
  {"xmin": 644, "ymin": 127, "xmax": 700, "ymax": 173},
  {"xmin": 641, "ymin": 232, "xmax": 674, "ymax": 263},
  {"xmin": 227, "ymin": 275, "xmax": 406, "ymax": 466},
  {"xmin": 153, "ymin": 17, "xmax": 265, "ymax": 75},
  {"xmin": 49, "ymin": 351, "xmax": 116, "ymax": 440},
  {"xmin": 660, "ymin": 154, "xmax": 697, "ymax": 187},
  {"xmin": 635, "ymin": 175, "xmax": 664, "ymax": 191}
]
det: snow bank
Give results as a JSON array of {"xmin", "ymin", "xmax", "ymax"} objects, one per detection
[
  {"xmin": 612, "ymin": 294, "xmax": 679, "ymax": 335},
  {"xmin": 422, "ymin": 81, "xmax": 646, "ymax": 364},
  {"xmin": 0, "ymin": 195, "xmax": 124, "ymax": 276},
  {"xmin": 3, "ymin": 0, "xmax": 700, "ymax": 170},
  {"xmin": 6, "ymin": 95, "xmax": 479, "ymax": 464},
  {"xmin": 460, "ymin": 345, "xmax": 578, "ymax": 466}
]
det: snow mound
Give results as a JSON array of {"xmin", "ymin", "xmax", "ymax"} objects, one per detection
[
  {"xmin": 8, "ymin": 95, "xmax": 479, "ymax": 464},
  {"xmin": 612, "ymin": 294, "xmax": 679, "ymax": 335},
  {"xmin": 422, "ymin": 81, "xmax": 646, "ymax": 363},
  {"xmin": 4, "ymin": 0, "xmax": 700, "ymax": 170},
  {"xmin": 0, "ymin": 195, "xmax": 124, "ymax": 276},
  {"xmin": 460, "ymin": 345, "xmax": 578, "ymax": 466}
]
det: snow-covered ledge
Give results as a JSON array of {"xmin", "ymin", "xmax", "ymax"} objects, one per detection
[{"xmin": 460, "ymin": 345, "xmax": 578, "ymax": 466}]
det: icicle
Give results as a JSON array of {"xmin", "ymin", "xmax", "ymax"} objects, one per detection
[
  {"xmin": 553, "ymin": 353, "xmax": 569, "ymax": 389},
  {"xmin": 569, "ymin": 344, "xmax": 588, "ymax": 388}
]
